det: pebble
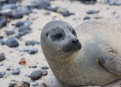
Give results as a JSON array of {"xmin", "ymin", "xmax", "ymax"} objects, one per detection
[
  {"xmin": 29, "ymin": 65, "xmax": 37, "ymax": 68},
  {"xmin": 32, "ymin": 82, "xmax": 39, "ymax": 86},
  {"xmin": 0, "ymin": 53, "xmax": 6, "ymax": 62},
  {"xmin": 0, "ymin": 16, "xmax": 7, "ymax": 28},
  {"xmin": 15, "ymin": 21, "xmax": 25, "ymax": 27},
  {"xmin": 87, "ymin": 10, "xmax": 99, "ymax": 14},
  {"xmin": 5, "ymin": 37, "xmax": 19, "ymax": 47},
  {"xmin": 12, "ymin": 68, "xmax": 20, "ymax": 75},
  {"xmin": 24, "ymin": 20, "xmax": 32, "ymax": 26},
  {"xmin": 19, "ymin": 29, "xmax": 31, "ymax": 36},
  {"xmin": 83, "ymin": 0, "xmax": 97, "ymax": 4},
  {"xmin": 0, "ymin": 72, "xmax": 5, "ymax": 78},
  {"xmin": 25, "ymin": 41, "xmax": 40, "ymax": 46},
  {"xmin": 42, "ymin": 70, "xmax": 48, "ymax": 76},
  {"xmin": 15, "ymin": 34, "xmax": 21, "ymax": 39},
  {"xmin": 12, "ymin": 12, "xmax": 24, "ymax": 19},
  {"xmin": 27, "ymin": 1, "xmax": 38, "ymax": 9},
  {"xmin": 8, "ymin": 0, "xmax": 18, "ymax": 4},
  {"xmin": 46, "ymin": 6, "xmax": 59, "ymax": 12},
  {"xmin": 57, "ymin": 7, "xmax": 74, "ymax": 17},
  {"xmin": 9, "ymin": 80, "xmax": 21, "ymax": 87},
  {"xmin": 42, "ymin": 66, "xmax": 49, "ymax": 70},
  {"xmin": 0, "ymin": 9, "xmax": 13, "ymax": 18},
  {"xmin": 108, "ymin": 0, "xmax": 121, "ymax": 6},
  {"xmin": 22, "ymin": 81, "xmax": 30, "ymax": 87},
  {"xmin": 7, "ymin": 67, "xmax": 12, "ymax": 71},
  {"xmin": 11, "ymin": 7, "xmax": 31, "ymax": 19},
  {"xmin": 28, "ymin": 48, "xmax": 38, "ymax": 54},
  {"xmin": 37, "ymin": 0, "xmax": 51, "ymax": 9},
  {"xmin": 83, "ymin": 16, "xmax": 90, "ymax": 21},
  {"xmin": 30, "ymin": 70, "xmax": 43, "ymax": 80},
  {"xmin": 19, "ymin": 58, "xmax": 26, "ymax": 65},
  {"xmin": 6, "ymin": 30, "xmax": 15, "ymax": 36},
  {"xmin": 2, "ymin": 4, "xmax": 17, "ymax": 10},
  {"xmin": 18, "ymin": 25, "xmax": 31, "ymax": 32}
]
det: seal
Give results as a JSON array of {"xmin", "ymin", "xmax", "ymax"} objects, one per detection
[{"xmin": 41, "ymin": 20, "xmax": 121, "ymax": 87}]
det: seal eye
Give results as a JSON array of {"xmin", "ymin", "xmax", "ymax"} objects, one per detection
[
  {"xmin": 51, "ymin": 33, "xmax": 64, "ymax": 41},
  {"xmin": 55, "ymin": 33, "xmax": 63, "ymax": 38}
]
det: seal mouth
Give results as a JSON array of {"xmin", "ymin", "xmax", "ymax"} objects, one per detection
[{"xmin": 62, "ymin": 41, "xmax": 81, "ymax": 53}]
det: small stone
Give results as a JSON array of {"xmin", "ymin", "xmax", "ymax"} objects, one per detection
[
  {"xmin": 32, "ymin": 65, "xmax": 37, "ymax": 68},
  {"xmin": 32, "ymin": 82, "xmax": 39, "ymax": 86},
  {"xmin": 0, "ymin": 53, "xmax": 5, "ymax": 62},
  {"xmin": 15, "ymin": 35, "xmax": 21, "ymax": 39},
  {"xmin": 24, "ymin": 20, "xmax": 32, "ymax": 26},
  {"xmin": 0, "ymin": 72, "xmax": 5, "ymax": 78},
  {"xmin": 28, "ymin": 48, "xmax": 38, "ymax": 54},
  {"xmin": 29, "ymin": 65, "xmax": 37, "ymax": 68},
  {"xmin": 0, "ymin": 36, "xmax": 3, "ymax": 43},
  {"xmin": 12, "ymin": 68, "xmax": 20, "ymax": 75},
  {"xmin": 30, "ymin": 70, "xmax": 42, "ymax": 80},
  {"xmin": 83, "ymin": 16, "xmax": 90, "ymax": 21},
  {"xmin": 19, "ymin": 30, "xmax": 31, "ymax": 36},
  {"xmin": 108, "ymin": 0, "xmax": 121, "ymax": 6},
  {"xmin": 57, "ymin": 7, "xmax": 74, "ymax": 17},
  {"xmin": 46, "ymin": 6, "xmax": 59, "ymax": 12},
  {"xmin": 22, "ymin": 81, "xmax": 30, "ymax": 87},
  {"xmin": 16, "ymin": 21, "xmax": 25, "ymax": 27},
  {"xmin": 0, "ymin": 16, "xmax": 7, "ymax": 28},
  {"xmin": 37, "ymin": 0, "xmax": 50, "ymax": 9},
  {"xmin": 25, "ymin": 41, "xmax": 40, "ymax": 46},
  {"xmin": 87, "ymin": 10, "xmax": 99, "ymax": 14},
  {"xmin": 42, "ymin": 70, "xmax": 48, "ymax": 76},
  {"xmin": 7, "ymin": 66, "xmax": 13, "ymax": 71},
  {"xmin": 18, "ymin": 25, "xmax": 31, "ymax": 32},
  {"xmin": 12, "ymin": 12, "xmax": 23, "ymax": 19},
  {"xmin": 27, "ymin": 1, "xmax": 38, "ymax": 9},
  {"xmin": 8, "ymin": 0, "xmax": 18, "ymax": 4},
  {"xmin": 19, "ymin": 58, "xmax": 26, "ymax": 65},
  {"xmin": 5, "ymin": 37, "xmax": 19, "ymax": 47},
  {"xmin": 2, "ymin": 4, "xmax": 17, "ymax": 10},
  {"xmin": 9, "ymin": 80, "xmax": 21, "ymax": 87},
  {"xmin": 42, "ymin": 66, "xmax": 49, "ymax": 70},
  {"xmin": 6, "ymin": 30, "xmax": 15, "ymax": 36}
]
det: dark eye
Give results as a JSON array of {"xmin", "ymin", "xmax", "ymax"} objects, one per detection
[
  {"xmin": 72, "ymin": 30, "xmax": 76, "ymax": 36},
  {"xmin": 54, "ymin": 33, "xmax": 63, "ymax": 38},
  {"xmin": 51, "ymin": 33, "xmax": 64, "ymax": 41}
]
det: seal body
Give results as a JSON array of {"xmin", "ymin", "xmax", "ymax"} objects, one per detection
[{"xmin": 41, "ymin": 20, "xmax": 121, "ymax": 87}]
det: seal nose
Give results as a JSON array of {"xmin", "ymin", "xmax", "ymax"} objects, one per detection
[{"xmin": 71, "ymin": 38, "xmax": 79, "ymax": 44}]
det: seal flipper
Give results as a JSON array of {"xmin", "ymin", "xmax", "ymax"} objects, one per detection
[{"xmin": 96, "ymin": 45, "xmax": 121, "ymax": 75}]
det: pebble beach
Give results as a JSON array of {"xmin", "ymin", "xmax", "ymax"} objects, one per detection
[{"xmin": 0, "ymin": 0, "xmax": 121, "ymax": 87}]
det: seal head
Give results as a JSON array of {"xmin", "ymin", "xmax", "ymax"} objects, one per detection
[{"xmin": 41, "ymin": 21, "xmax": 81, "ymax": 61}]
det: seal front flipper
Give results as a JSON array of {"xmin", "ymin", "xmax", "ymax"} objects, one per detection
[{"xmin": 96, "ymin": 45, "xmax": 121, "ymax": 75}]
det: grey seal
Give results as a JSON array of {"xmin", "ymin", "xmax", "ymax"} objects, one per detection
[{"xmin": 41, "ymin": 20, "xmax": 121, "ymax": 87}]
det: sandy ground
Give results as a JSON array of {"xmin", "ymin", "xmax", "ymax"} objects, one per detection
[{"xmin": 0, "ymin": 0, "xmax": 121, "ymax": 87}]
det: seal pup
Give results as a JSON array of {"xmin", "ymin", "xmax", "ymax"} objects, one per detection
[{"xmin": 41, "ymin": 20, "xmax": 121, "ymax": 87}]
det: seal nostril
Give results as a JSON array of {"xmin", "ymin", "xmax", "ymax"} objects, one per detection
[{"xmin": 72, "ymin": 39, "xmax": 78, "ymax": 44}]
